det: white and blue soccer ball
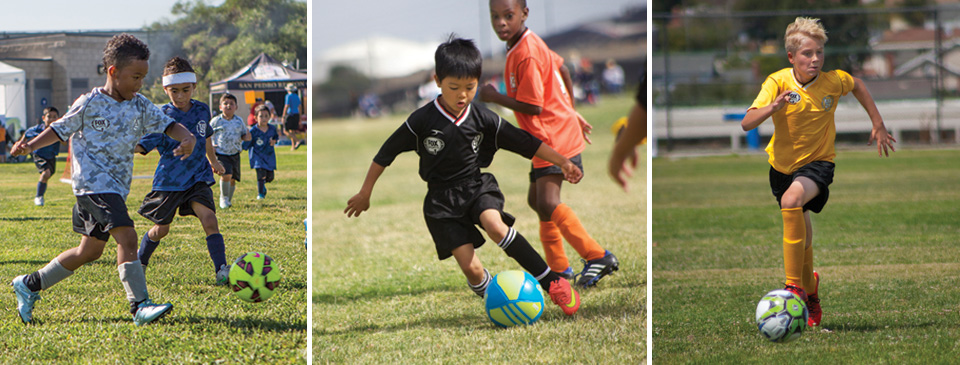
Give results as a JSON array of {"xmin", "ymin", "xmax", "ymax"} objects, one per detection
[
  {"xmin": 484, "ymin": 270, "xmax": 544, "ymax": 327},
  {"xmin": 755, "ymin": 289, "xmax": 808, "ymax": 343}
]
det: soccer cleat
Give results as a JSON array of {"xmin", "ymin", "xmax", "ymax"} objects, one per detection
[
  {"xmin": 226, "ymin": 196, "xmax": 233, "ymax": 208},
  {"xmin": 34, "ymin": 196, "xmax": 44, "ymax": 206},
  {"xmin": 256, "ymin": 194, "xmax": 265, "ymax": 200},
  {"xmin": 553, "ymin": 267, "xmax": 576, "ymax": 281},
  {"xmin": 133, "ymin": 299, "xmax": 173, "ymax": 326},
  {"xmin": 807, "ymin": 272, "xmax": 822, "ymax": 327},
  {"xmin": 219, "ymin": 196, "xmax": 228, "ymax": 209},
  {"xmin": 547, "ymin": 277, "xmax": 580, "ymax": 316},
  {"xmin": 783, "ymin": 283, "xmax": 808, "ymax": 302},
  {"xmin": 215, "ymin": 264, "xmax": 230, "ymax": 286},
  {"xmin": 575, "ymin": 250, "xmax": 620, "ymax": 288},
  {"xmin": 11, "ymin": 275, "xmax": 40, "ymax": 324}
]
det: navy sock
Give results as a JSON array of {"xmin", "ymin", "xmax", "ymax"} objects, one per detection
[
  {"xmin": 206, "ymin": 233, "xmax": 227, "ymax": 272},
  {"xmin": 498, "ymin": 228, "xmax": 560, "ymax": 288},
  {"xmin": 258, "ymin": 180, "xmax": 266, "ymax": 196},
  {"xmin": 138, "ymin": 231, "xmax": 160, "ymax": 266},
  {"xmin": 37, "ymin": 182, "xmax": 47, "ymax": 197},
  {"xmin": 24, "ymin": 272, "xmax": 42, "ymax": 292}
]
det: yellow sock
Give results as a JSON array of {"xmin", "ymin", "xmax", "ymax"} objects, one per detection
[
  {"xmin": 551, "ymin": 203, "xmax": 606, "ymax": 261},
  {"xmin": 539, "ymin": 221, "xmax": 568, "ymax": 273},
  {"xmin": 781, "ymin": 207, "xmax": 805, "ymax": 287},
  {"xmin": 802, "ymin": 242, "xmax": 815, "ymax": 294}
]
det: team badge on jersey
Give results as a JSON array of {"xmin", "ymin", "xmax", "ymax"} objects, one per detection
[
  {"xmin": 787, "ymin": 91, "xmax": 801, "ymax": 104},
  {"xmin": 197, "ymin": 121, "xmax": 208, "ymax": 137},
  {"xmin": 256, "ymin": 138, "xmax": 264, "ymax": 146},
  {"xmin": 509, "ymin": 74, "xmax": 516, "ymax": 90},
  {"xmin": 821, "ymin": 96, "xmax": 834, "ymax": 109},
  {"xmin": 471, "ymin": 133, "xmax": 483, "ymax": 153},
  {"xmin": 424, "ymin": 136, "xmax": 445, "ymax": 155},
  {"xmin": 91, "ymin": 117, "xmax": 109, "ymax": 132}
]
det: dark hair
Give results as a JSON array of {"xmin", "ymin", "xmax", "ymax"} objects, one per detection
[
  {"xmin": 163, "ymin": 56, "xmax": 195, "ymax": 76},
  {"xmin": 434, "ymin": 35, "xmax": 482, "ymax": 82},
  {"xmin": 102, "ymin": 33, "xmax": 150, "ymax": 71},
  {"xmin": 254, "ymin": 104, "xmax": 271, "ymax": 114},
  {"xmin": 219, "ymin": 93, "xmax": 237, "ymax": 104},
  {"xmin": 42, "ymin": 106, "xmax": 60, "ymax": 116}
]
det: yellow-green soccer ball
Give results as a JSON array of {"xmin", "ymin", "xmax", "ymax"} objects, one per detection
[
  {"xmin": 484, "ymin": 270, "xmax": 545, "ymax": 327},
  {"xmin": 229, "ymin": 252, "xmax": 281, "ymax": 303}
]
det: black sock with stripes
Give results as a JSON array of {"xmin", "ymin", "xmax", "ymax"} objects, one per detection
[
  {"xmin": 498, "ymin": 227, "xmax": 561, "ymax": 289},
  {"xmin": 468, "ymin": 268, "xmax": 491, "ymax": 298}
]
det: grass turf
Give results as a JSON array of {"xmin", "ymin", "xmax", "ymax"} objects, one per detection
[
  {"xmin": 313, "ymin": 94, "xmax": 645, "ymax": 363},
  {"xmin": 0, "ymin": 147, "xmax": 307, "ymax": 363},
  {"xmin": 652, "ymin": 148, "xmax": 960, "ymax": 364}
]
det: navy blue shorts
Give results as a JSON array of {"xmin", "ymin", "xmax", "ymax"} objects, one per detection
[
  {"xmin": 72, "ymin": 193, "xmax": 135, "ymax": 241},
  {"xmin": 216, "ymin": 153, "xmax": 241, "ymax": 181},
  {"xmin": 138, "ymin": 182, "xmax": 216, "ymax": 225},
  {"xmin": 33, "ymin": 155, "xmax": 56, "ymax": 174},
  {"xmin": 769, "ymin": 161, "xmax": 835, "ymax": 213}
]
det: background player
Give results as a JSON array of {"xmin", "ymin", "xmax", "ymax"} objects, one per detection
[
  {"xmin": 210, "ymin": 93, "xmax": 251, "ymax": 208},
  {"xmin": 247, "ymin": 105, "xmax": 278, "ymax": 200},
  {"xmin": 23, "ymin": 107, "xmax": 62, "ymax": 206}
]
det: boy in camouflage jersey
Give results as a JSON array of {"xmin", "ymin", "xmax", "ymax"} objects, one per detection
[{"xmin": 210, "ymin": 93, "xmax": 250, "ymax": 208}]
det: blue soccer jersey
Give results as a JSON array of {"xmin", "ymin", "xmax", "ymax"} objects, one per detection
[
  {"xmin": 138, "ymin": 99, "xmax": 215, "ymax": 191},
  {"xmin": 50, "ymin": 88, "xmax": 174, "ymax": 198},
  {"xmin": 247, "ymin": 124, "xmax": 278, "ymax": 170},
  {"xmin": 24, "ymin": 123, "xmax": 60, "ymax": 160}
]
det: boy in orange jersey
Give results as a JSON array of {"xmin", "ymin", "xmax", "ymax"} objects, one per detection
[
  {"xmin": 741, "ymin": 17, "xmax": 896, "ymax": 327},
  {"xmin": 480, "ymin": 0, "xmax": 618, "ymax": 288}
]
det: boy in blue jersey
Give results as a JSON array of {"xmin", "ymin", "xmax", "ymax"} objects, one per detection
[
  {"xmin": 10, "ymin": 33, "xmax": 195, "ymax": 325},
  {"xmin": 210, "ymin": 93, "xmax": 251, "ymax": 208},
  {"xmin": 247, "ymin": 105, "xmax": 278, "ymax": 200},
  {"xmin": 282, "ymin": 83, "xmax": 303, "ymax": 150},
  {"xmin": 135, "ymin": 57, "xmax": 231, "ymax": 285},
  {"xmin": 24, "ymin": 107, "xmax": 61, "ymax": 206}
]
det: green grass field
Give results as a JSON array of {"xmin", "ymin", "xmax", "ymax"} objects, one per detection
[
  {"xmin": 0, "ymin": 148, "xmax": 307, "ymax": 362},
  {"xmin": 313, "ymin": 94, "xmax": 645, "ymax": 363},
  {"xmin": 653, "ymin": 149, "xmax": 960, "ymax": 363}
]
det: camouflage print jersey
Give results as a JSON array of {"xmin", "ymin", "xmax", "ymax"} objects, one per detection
[
  {"xmin": 50, "ymin": 88, "xmax": 174, "ymax": 198},
  {"xmin": 210, "ymin": 113, "xmax": 248, "ymax": 155}
]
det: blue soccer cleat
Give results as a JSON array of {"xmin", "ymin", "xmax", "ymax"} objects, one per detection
[
  {"xmin": 133, "ymin": 299, "xmax": 173, "ymax": 326},
  {"xmin": 575, "ymin": 250, "xmax": 620, "ymax": 288},
  {"xmin": 11, "ymin": 275, "xmax": 41, "ymax": 324}
]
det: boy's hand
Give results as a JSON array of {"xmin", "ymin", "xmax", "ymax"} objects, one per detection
[
  {"xmin": 134, "ymin": 145, "xmax": 147, "ymax": 154},
  {"xmin": 270, "ymin": 139, "xmax": 276, "ymax": 146},
  {"xmin": 172, "ymin": 135, "xmax": 196, "ymax": 160},
  {"xmin": 211, "ymin": 160, "xmax": 225, "ymax": 175},
  {"xmin": 345, "ymin": 192, "xmax": 371, "ymax": 217},
  {"xmin": 561, "ymin": 161, "xmax": 583, "ymax": 184},
  {"xmin": 609, "ymin": 147, "xmax": 638, "ymax": 192},
  {"xmin": 576, "ymin": 112, "xmax": 593, "ymax": 144},
  {"xmin": 10, "ymin": 139, "xmax": 31, "ymax": 157},
  {"xmin": 770, "ymin": 90, "xmax": 793, "ymax": 113},
  {"xmin": 479, "ymin": 84, "xmax": 500, "ymax": 103},
  {"xmin": 868, "ymin": 124, "xmax": 897, "ymax": 157}
]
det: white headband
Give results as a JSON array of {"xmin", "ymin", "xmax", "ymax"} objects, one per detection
[{"xmin": 162, "ymin": 72, "xmax": 197, "ymax": 86}]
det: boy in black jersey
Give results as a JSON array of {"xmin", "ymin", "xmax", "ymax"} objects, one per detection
[{"xmin": 345, "ymin": 37, "xmax": 583, "ymax": 316}]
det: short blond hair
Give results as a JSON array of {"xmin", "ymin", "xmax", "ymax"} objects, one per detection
[{"xmin": 785, "ymin": 17, "xmax": 827, "ymax": 53}]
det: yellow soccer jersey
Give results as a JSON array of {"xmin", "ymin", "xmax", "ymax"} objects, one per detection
[{"xmin": 749, "ymin": 68, "xmax": 854, "ymax": 174}]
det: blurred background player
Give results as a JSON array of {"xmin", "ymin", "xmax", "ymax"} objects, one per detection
[
  {"xmin": 247, "ymin": 105, "xmax": 278, "ymax": 200},
  {"xmin": 135, "ymin": 56, "xmax": 230, "ymax": 285},
  {"xmin": 481, "ymin": 0, "xmax": 619, "ymax": 288},
  {"xmin": 10, "ymin": 33, "xmax": 194, "ymax": 325},
  {"xmin": 740, "ymin": 17, "xmax": 896, "ymax": 327},
  {"xmin": 344, "ymin": 37, "xmax": 583, "ymax": 316},
  {"xmin": 210, "ymin": 93, "xmax": 251, "ymax": 208},
  {"xmin": 608, "ymin": 75, "xmax": 646, "ymax": 192},
  {"xmin": 282, "ymin": 83, "xmax": 303, "ymax": 150},
  {"xmin": 23, "ymin": 107, "xmax": 62, "ymax": 206}
]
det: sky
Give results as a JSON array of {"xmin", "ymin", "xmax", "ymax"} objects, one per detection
[
  {"xmin": 313, "ymin": 0, "xmax": 645, "ymax": 56},
  {"xmin": 0, "ymin": 0, "xmax": 225, "ymax": 32}
]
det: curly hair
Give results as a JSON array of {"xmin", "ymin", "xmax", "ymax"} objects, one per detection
[
  {"xmin": 102, "ymin": 33, "xmax": 150, "ymax": 70},
  {"xmin": 785, "ymin": 17, "xmax": 828, "ymax": 54},
  {"xmin": 163, "ymin": 56, "xmax": 195, "ymax": 76}
]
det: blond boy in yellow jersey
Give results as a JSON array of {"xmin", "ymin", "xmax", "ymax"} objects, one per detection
[{"xmin": 741, "ymin": 17, "xmax": 896, "ymax": 328}]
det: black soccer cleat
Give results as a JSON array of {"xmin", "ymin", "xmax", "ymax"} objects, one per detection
[{"xmin": 575, "ymin": 250, "xmax": 619, "ymax": 288}]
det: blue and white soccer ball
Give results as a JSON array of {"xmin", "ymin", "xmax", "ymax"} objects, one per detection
[
  {"xmin": 484, "ymin": 270, "xmax": 545, "ymax": 327},
  {"xmin": 755, "ymin": 289, "xmax": 809, "ymax": 343}
]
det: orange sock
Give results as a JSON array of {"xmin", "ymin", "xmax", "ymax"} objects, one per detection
[
  {"xmin": 539, "ymin": 221, "xmax": 568, "ymax": 272},
  {"xmin": 551, "ymin": 203, "xmax": 605, "ymax": 261},
  {"xmin": 802, "ymin": 242, "xmax": 815, "ymax": 295},
  {"xmin": 781, "ymin": 207, "xmax": 805, "ymax": 287}
]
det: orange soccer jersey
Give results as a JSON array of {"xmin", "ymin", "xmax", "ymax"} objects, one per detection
[{"xmin": 504, "ymin": 29, "xmax": 584, "ymax": 169}]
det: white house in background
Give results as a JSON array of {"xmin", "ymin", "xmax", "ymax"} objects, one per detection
[
  {"xmin": 315, "ymin": 36, "xmax": 438, "ymax": 83},
  {"xmin": 0, "ymin": 61, "xmax": 26, "ymax": 133}
]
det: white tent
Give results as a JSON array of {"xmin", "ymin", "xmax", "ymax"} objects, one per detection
[
  {"xmin": 315, "ymin": 36, "xmax": 437, "ymax": 82},
  {"xmin": 0, "ymin": 61, "xmax": 26, "ymax": 133}
]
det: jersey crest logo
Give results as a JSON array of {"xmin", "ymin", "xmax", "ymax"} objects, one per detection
[
  {"xmin": 91, "ymin": 117, "xmax": 109, "ymax": 132},
  {"xmin": 509, "ymin": 74, "xmax": 516, "ymax": 90},
  {"xmin": 196, "ymin": 121, "xmax": 208, "ymax": 138},
  {"xmin": 256, "ymin": 138, "xmax": 264, "ymax": 146},
  {"xmin": 471, "ymin": 133, "xmax": 483, "ymax": 153},
  {"xmin": 424, "ymin": 136, "xmax": 445, "ymax": 155},
  {"xmin": 821, "ymin": 96, "xmax": 833, "ymax": 109},
  {"xmin": 786, "ymin": 91, "xmax": 801, "ymax": 104}
]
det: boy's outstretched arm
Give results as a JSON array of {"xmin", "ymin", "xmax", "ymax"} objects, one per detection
[
  {"xmin": 164, "ymin": 123, "xmax": 196, "ymax": 160},
  {"xmin": 742, "ymin": 90, "xmax": 793, "ymax": 131},
  {"xmin": 345, "ymin": 162, "xmax": 387, "ymax": 218},
  {"xmin": 533, "ymin": 144, "xmax": 582, "ymax": 184},
  {"xmin": 10, "ymin": 127, "xmax": 60, "ymax": 157},
  {"xmin": 479, "ymin": 84, "xmax": 542, "ymax": 115},
  {"xmin": 852, "ymin": 77, "xmax": 896, "ymax": 157},
  {"xmin": 206, "ymin": 138, "xmax": 225, "ymax": 175}
]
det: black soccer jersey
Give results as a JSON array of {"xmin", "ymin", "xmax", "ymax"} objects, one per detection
[{"xmin": 373, "ymin": 98, "xmax": 542, "ymax": 185}]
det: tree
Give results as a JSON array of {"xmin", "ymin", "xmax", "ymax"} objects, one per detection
[{"xmin": 143, "ymin": 0, "xmax": 306, "ymax": 103}]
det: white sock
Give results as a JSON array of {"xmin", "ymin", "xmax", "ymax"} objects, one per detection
[
  {"xmin": 38, "ymin": 258, "xmax": 74, "ymax": 290},
  {"xmin": 118, "ymin": 260, "xmax": 149, "ymax": 303}
]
